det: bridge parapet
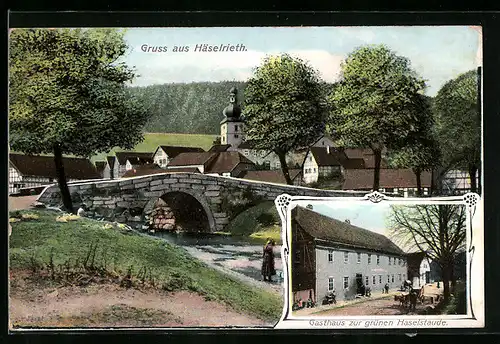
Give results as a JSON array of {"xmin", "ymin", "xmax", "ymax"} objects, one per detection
[{"xmin": 36, "ymin": 172, "xmax": 365, "ymax": 232}]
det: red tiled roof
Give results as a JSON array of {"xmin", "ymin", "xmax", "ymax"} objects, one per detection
[
  {"xmin": 309, "ymin": 147, "xmax": 344, "ymax": 166},
  {"xmin": 208, "ymin": 144, "xmax": 232, "ymax": 152},
  {"xmin": 167, "ymin": 152, "xmax": 216, "ymax": 167},
  {"xmin": 9, "ymin": 153, "xmax": 100, "ymax": 180},
  {"xmin": 240, "ymin": 169, "xmax": 302, "ymax": 184},
  {"xmin": 342, "ymin": 169, "xmax": 432, "ymax": 190},
  {"xmin": 341, "ymin": 148, "xmax": 388, "ymax": 168},
  {"xmin": 121, "ymin": 165, "xmax": 166, "ymax": 178},
  {"xmin": 206, "ymin": 151, "xmax": 255, "ymax": 174},
  {"xmin": 115, "ymin": 151, "xmax": 154, "ymax": 165},
  {"xmin": 157, "ymin": 145, "xmax": 205, "ymax": 158}
]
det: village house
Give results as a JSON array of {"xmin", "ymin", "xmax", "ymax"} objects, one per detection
[
  {"xmin": 102, "ymin": 152, "xmax": 154, "ymax": 179},
  {"xmin": 9, "ymin": 153, "xmax": 100, "ymax": 195},
  {"xmin": 166, "ymin": 151, "xmax": 255, "ymax": 177},
  {"xmin": 94, "ymin": 161, "xmax": 107, "ymax": 179},
  {"xmin": 152, "ymin": 145, "xmax": 205, "ymax": 168},
  {"xmin": 291, "ymin": 206, "xmax": 407, "ymax": 304},
  {"xmin": 238, "ymin": 169, "xmax": 304, "ymax": 186},
  {"xmin": 406, "ymin": 251, "xmax": 436, "ymax": 288},
  {"xmin": 441, "ymin": 169, "xmax": 480, "ymax": 195},
  {"xmin": 342, "ymin": 169, "xmax": 432, "ymax": 197}
]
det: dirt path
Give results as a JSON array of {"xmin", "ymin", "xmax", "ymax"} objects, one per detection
[
  {"xmin": 9, "ymin": 272, "xmax": 269, "ymax": 328},
  {"xmin": 9, "ymin": 196, "xmax": 38, "ymax": 211}
]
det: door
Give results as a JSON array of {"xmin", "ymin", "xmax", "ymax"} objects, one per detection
[
  {"xmin": 356, "ymin": 274, "xmax": 363, "ymax": 294},
  {"xmin": 425, "ymin": 271, "xmax": 430, "ymax": 284}
]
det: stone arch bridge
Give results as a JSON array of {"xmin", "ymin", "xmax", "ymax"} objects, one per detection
[{"xmin": 37, "ymin": 172, "xmax": 364, "ymax": 233}]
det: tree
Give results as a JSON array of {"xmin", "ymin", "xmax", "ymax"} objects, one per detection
[
  {"xmin": 329, "ymin": 45, "xmax": 428, "ymax": 190},
  {"xmin": 434, "ymin": 69, "xmax": 481, "ymax": 194},
  {"xmin": 388, "ymin": 204, "xmax": 466, "ymax": 301},
  {"xmin": 9, "ymin": 28, "xmax": 149, "ymax": 212},
  {"xmin": 243, "ymin": 54, "xmax": 327, "ymax": 185},
  {"xmin": 387, "ymin": 95, "xmax": 440, "ymax": 196}
]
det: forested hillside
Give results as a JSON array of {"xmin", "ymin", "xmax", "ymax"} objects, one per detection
[{"xmin": 129, "ymin": 81, "xmax": 247, "ymax": 134}]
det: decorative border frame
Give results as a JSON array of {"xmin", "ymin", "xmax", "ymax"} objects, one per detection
[{"xmin": 274, "ymin": 191, "xmax": 484, "ymax": 329}]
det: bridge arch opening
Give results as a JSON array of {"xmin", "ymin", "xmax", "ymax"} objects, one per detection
[{"xmin": 145, "ymin": 191, "xmax": 215, "ymax": 233}]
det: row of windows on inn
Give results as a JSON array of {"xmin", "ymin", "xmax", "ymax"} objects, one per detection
[
  {"xmin": 304, "ymin": 168, "xmax": 317, "ymax": 174},
  {"xmin": 327, "ymin": 273, "xmax": 407, "ymax": 291},
  {"xmin": 327, "ymin": 250, "xmax": 406, "ymax": 266}
]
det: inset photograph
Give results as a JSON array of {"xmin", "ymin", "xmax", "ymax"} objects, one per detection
[{"xmin": 288, "ymin": 201, "xmax": 468, "ymax": 318}]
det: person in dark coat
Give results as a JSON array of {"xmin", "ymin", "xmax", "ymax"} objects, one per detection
[{"xmin": 262, "ymin": 238, "xmax": 276, "ymax": 282}]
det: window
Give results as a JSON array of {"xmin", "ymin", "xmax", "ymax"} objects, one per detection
[
  {"xmin": 260, "ymin": 150, "xmax": 266, "ymax": 157},
  {"xmin": 365, "ymin": 276, "xmax": 369, "ymax": 286},
  {"xmin": 377, "ymin": 255, "xmax": 380, "ymax": 265},
  {"xmin": 389, "ymin": 257, "xmax": 392, "ymax": 265},
  {"xmin": 357, "ymin": 253, "xmax": 361, "ymax": 264},
  {"xmin": 344, "ymin": 252, "xmax": 349, "ymax": 263},
  {"xmin": 391, "ymin": 275, "xmax": 395, "ymax": 283},
  {"xmin": 234, "ymin": 134, "xmax": 239, "ymax": 138},
  {"xmin": 398, "ymin": 274, "xmax": 402, "ymax": 282},
  {"xmin": 313, "ymin": 168, "xmax": 317, "ymax": 173},
  {"xmin": 222, "ymin": 137, "xmax": 225, "ymax": 143},
  {"xmin": 328, "ymin": 277, "xmax": 335, "ymax": 291},
  {"xmin": 309, "ymin": 157, "xmax": 313, "ymax": 162},
  {"xmin": 244, "ymin": 150, "xmax": 249, "ymax": 156},
  {"xmin": 379, "ymin": 275, "xmax": 382, "ymax": 284},
  {"xmin": 387, "ymin": 275, "xmax": 390, "ymax": 283},
  {"xmin": 343, "ymin": 276, "xmax": 349, "ymax": 289},
  {"xmin": 328, "ymin": 250, "xmax": 333, "ymax": 263},
  {"xmin": 373, "ymin": 276, "xmax": 376, "ymax": 285},
  {"xmin": 368, "ymin": 254, "xmax": 371, "ymax": 264},
  {"xmin": 252, "ymin": 150, "xmax": 257, "ymax": 157},
  {"xmin": 235, "ymin": 125, "xmax": 238, "ymax": 132}
]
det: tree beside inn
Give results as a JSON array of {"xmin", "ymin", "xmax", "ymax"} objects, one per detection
[{"xmin": 291, "ymin": 206, "xmax": 407, "ymax": 304}]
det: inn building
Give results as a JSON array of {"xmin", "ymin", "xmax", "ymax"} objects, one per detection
[{"xmin": 291, "ymin": 206, "xmax": 407, "ymax": 303}]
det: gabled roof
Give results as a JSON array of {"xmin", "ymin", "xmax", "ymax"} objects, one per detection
[
  {"xmin": 164, "ymin": 167, "xmax": 201, "ymax": 173},
  {"xmin": 114, "ymin": 152, "xmax": 154, "ymax": 165},
  {"xmin": 155, "ymin": 145, "xmax": 205, "ymax": 158},
  {"xmin": 341, "ymin": 148, "xmax": 388, "ymax": 168},
  {"xmin": 205, "ymin": 151, "xmax": 255, "ymax": 174},
  {"xmin": 308, "ymin": 147, "xmax": 344, "ymax": 166},
  {"xmin": 9, "ymin": 153, "xmax": 100, "ymax": 180},
  {"xmin": 167, "ymin": 152, "xmax": 217, "ymax": 167},
  {"xmin": 342, "ymin": 169, "xmax": 432, "ymax": 190},
  {"xmin": 95, "ymin": 161, "xmax": 107, "ymax": 174},
  {"xmin": 121, "ymin": 164, "xmax": 165, "ymax": 178},
  {"xmin": 293, "ymin": 206, "xmax": 405, "ymax": 256},
  {"xmin": 208, "ymin": 144, "xmax": 232, "ymax": 152},
  {"xmin": 239, "ymin": 169, "xmax": 302, "ymax": 184}
]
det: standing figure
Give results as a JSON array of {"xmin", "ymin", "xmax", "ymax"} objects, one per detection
[
  {"xmin": 261, "ymin": 238, "xmax": 276, "ymax": 282},
  {"xmin": 384, "ymin": 283, "xmax": 389, "ymax": 294}
]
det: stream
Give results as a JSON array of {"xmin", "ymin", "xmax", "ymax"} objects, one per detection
[{"xmin": 151, "ymin": 231, "xmax": 284, "ymax": 294}]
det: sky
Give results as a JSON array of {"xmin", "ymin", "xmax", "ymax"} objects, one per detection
[
  {"xmin": 122, "ymin": 26, "xmax": 481, "ymax": 96},
  {"xmin": 295, "ymin": 201, "xmax": 393, "ymax": 237}
]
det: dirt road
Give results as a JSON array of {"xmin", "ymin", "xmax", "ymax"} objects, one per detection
[
  {"xmin": 313, "ymin": 295, "xmax": 428, "ymax": 316},
  {"xmin": 9, "ymin": 271, "xmax": 269, "ymax": 328}
]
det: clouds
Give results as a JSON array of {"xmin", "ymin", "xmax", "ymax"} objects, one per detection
[
  {"xmin": 128, "ymin": 44, "xmax": 345, "ymax": 86},
  {"xmin": 123, "ymin": 26, "xmax": 481, "ymax": 95}
]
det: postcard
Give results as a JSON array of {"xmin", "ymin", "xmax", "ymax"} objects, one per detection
[{"xmin": 8, "ymin": 25, "xmax": 482, "ymax": 331}]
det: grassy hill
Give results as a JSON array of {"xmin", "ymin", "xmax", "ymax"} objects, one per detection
[
  {"xmin": 91, "ymin": 133, "xmax": 217, "ymax": 162},
  {"xmin": 9, "ymin": 209, "xmax": 282, "ymax": 322}
]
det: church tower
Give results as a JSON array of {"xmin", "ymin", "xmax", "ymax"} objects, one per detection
[{"xmin": 220, "ymin": 87, "xmax": 245, "ymax": 150}]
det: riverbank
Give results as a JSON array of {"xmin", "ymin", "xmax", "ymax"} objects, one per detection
[{"xmin": 9, "ymin": 209, "xmax": 282, "ymax": 328}]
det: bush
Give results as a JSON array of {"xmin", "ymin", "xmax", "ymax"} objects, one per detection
[{"xmin": 256, "ymin": 213, "xmax": 275, "ymax": 227}]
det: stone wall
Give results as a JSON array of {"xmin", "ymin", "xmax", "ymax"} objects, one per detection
[{"xmin": 37, "ymin": 172, "xmax": 364, "ymax": 232}]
